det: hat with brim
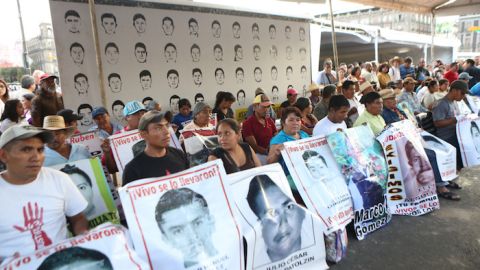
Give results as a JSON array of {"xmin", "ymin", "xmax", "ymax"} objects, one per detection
[
  {"xmin": 359, "ymin": 81, "xmax": 373, "ymax": 93},
  {"xmin": 253, "ymin": 94, "xmax": 272, "ymax": 106},
  {"xmin": 308, "ymin": 83, "xmax": 322, "ymax": 92},
  {"xmin": 42, "ymin": 115, "xmax": 75, "ymax": 131},
  {"xmin": 39, "ymin": 73, "xmax": 58, "ymax": 81},
  {"xmin": 379, "ymin": 89, "xmax": 396, "ymax": 100},
  {"xmin": 0, "ymin": 125, "xmax": 54, "ymax": 149},
  {"xmin": 390, "ymin": 56, "xmax": 402, "ymax": 64},
  {"xmin": 138, "ymin": 110, "xmax": 167, "ymax": 131}
]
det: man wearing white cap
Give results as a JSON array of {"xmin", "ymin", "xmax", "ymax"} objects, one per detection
[{"xmin": 0, "ymin": 125, "xmax": 88, "ymax": 262}]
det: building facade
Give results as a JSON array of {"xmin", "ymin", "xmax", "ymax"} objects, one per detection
[
  {"xmin": 26, "ymin": 23, "xmax": 58, "ymax": 75},
  {"xmin": 456, "ymin": 15, "xmax": 479, "ymax": 58}
]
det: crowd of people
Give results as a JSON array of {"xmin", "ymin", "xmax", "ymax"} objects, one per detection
[{"xmin": 0, "ymin": 55, "xmax": 479, "ymax": 263}]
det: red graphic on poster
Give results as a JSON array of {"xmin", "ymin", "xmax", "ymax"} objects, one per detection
[{"xmin": 13, "ymin": 202, "xmax": 52, "ymax": 250}]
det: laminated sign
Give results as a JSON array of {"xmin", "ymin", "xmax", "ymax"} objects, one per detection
[
  {"xmin": 69, "ymin": 130, "xmax": 103, "ymax": 156},
  {"xmin": 281, "ymin": 136, "xmax": 353, "ymax": 234},
  {"xmin": 181, "ymin": 129, "xmax": 218, "ymax": 167},
  {"xmin": 420, "ymin": 131, "xmax": 457, "ymax": 182},
  {"xmin": 377, "ymin": 121, "xmax": 440, "ymax": 216},
  {"xmin": 119, "ymin": 160, "xmax": 243, "ymax": 270},
  {"xmin": 326, "ymin": 125, "xmax": 391, "ymax": 240},
  {"xmin": 227, "ymin": 164, "xmax": 328, "ymax": 270},
  {"xmin": 50, "ymin": 157, "xmax": 120, "ymax": 228},
  {"xmin": 0, "ymin": 224, "xmax": 149, "ymax": 270},
  {"xmin": 456, "ymin": 115, "xmax": 480, "ymax": 167}
]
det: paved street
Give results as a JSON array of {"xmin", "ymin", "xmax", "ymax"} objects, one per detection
[{"xmin": 332, "ymin": 166, "xmax": 480, "ymax": 270}]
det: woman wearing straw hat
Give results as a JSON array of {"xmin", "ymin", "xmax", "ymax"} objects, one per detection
[{"xmin": 43, "ymin": 115, "xmax": 91, "ymax": 166}]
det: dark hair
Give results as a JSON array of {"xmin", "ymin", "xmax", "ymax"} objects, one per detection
[
  {"xmin": 254, "ymin": 67, "xmax": 262, "ymax": 73},
  {"xmin": 142, "ymin": 96, "xmax": 153, "ymax": 104},
  {"xmin": 252, "ymin": 23, "xmax": 259, "ymax": 30},
  {"xmin": 192, "ymin": 68, "xmax": 202, "ymax": 76},
  {"xmin": 108, "ymin": 73, "xmax": 121, "ymax": 81},
  {"xmin": 322, "ymin": 85, "xmax": 336, "ymax": 98},
  {"xmin": 253, "ymin": 45, "xmax": 261, "ymax": 51},
  {"xmin": 211, "ymin": 20, "xmax": 220, "ymax": 27},
  {"xmin": 299, "ymin": 47, "xmax": 306, "ymax": 53},
  {"xmin": 191, "ymin": 43, "xmax": 200, "ymax": 52},
  {"xmin": 237, "ymin": 89, "xmax": 245, "ymax": 99},
  {"xmin": 232, "ymin": 21, "xmax": 240, "ymax": 28},
  {"xmin": 428, "ymin": 80, "xmax": 438, "ymax": 89},
  {"xmin": 104, "ymin": 42, "xmax": 118, "ymax": 54},
  {"xmin": 294, "ymin": 97, "xmax": 311, "ymax": 112},
  {"xmin": 60, "ymin": 164, "xmax": 92, "ymax": 186},
  {"xmin": 0, "ymin": 99, "xmax": 21, "ymax": 122},
  {"xmin": 101, "ymin": 13, "xmax": 117, "ymax": 24},
  {"xmin": 139, "ymin": 70, "xmax": 151, "ymax": 79},
  {"xmin": 70, "ymin": 42, "xmax": 84, "ymax": 52},
  {"xmin": 214, "ymin": 91, "xmax": 236, "ymax": 109},
  {"xmin": 134, "ymin": 42, "xmax": 146, "ymax": 51},
  {"xmin": 342, "ymin": 80, "xmax": 355, "ymax": 90},
  {"xmin": 194, "ymin": 93, "xmax": 204, "ymax": 101},
  {"xmin": 272, "ymin": 86, "xmax": 278, "ymax": 92},
  {"xmin": 164, "ymin": 43, "xmax": 176, "ymax": 51},
  {"xmin": 133, "ymin": 13, "xmax": 145, "ymax": 23},
  {"xmin": 285, "ymin": 25, "xmax": 291, "ymax": 31},
  {"xmin": 328, "ymin": 95, "xmax": 350, "ymax": 111},
  {"xmin": 167, "ymin": 69, "xmax": 179, "ymax": 78},
  {"xmin": 300, "ymin": 65, "xmax": 307, "ymax": 71},
  {"xmin": 215, "ymin": 68, "xmax": 224, "ymax": 76},
  {"xmin": 216, "ymin": 118, "xmax": 240, "ymax": 134},
  {"xmin": 281, "ymin": 106, "xmax": 302, "ymax": 125},
  {"xmin": 378, "ymin": 63, "xmax": 390, "ymax": 73},
  {"xmin": 235, "ymin": 67, "xmax": 244, "ymax": 74},
  {"xmin": 234, "ymin": 44, "xmax": 242, "ymax": 53},
  {"xmin": 465, "ymin": 59, "xmax": 475, "ymax": 66},
  {"xmin": 422, "ymin": 135, "xmax": 442, "ymax": 145},
  {"xmin": 112, "ymin": 100, "xmax": 124, "ymax": 110},
  {"xmin": 188, "ymin": 18, "xmax": 198, "ymax": 26},
  {"xmin": 179, "ymin": 98, "xmax": 191, "ymax": 109},
  {"xmin": 77, "ymin": 103, "xmax": 93, "ymax": 114},
  {"xmin": 360, "ymin": 91, "xmax": 381, "ymax": 105},
  {"xmin": 38, "ymin": 247, "xmax": 113, "ymax": 270},
  {"xmin": 74, "ymin": 73, "xmax": 87, "ymax": 83},
  {"xmin": 155, "ymin": 188, "xmax": 208, "ymax": 232},
  {"xmin": 214, "ymin": 44, "xmax": 222, "ymax": 52},
  {"xmin": 286, "ymin": 66, "xmax": 293, "ymax": 73},
  {"xmin": 302, "ymin": 150, "xmax": 326, "ymax": 165},
  {"xmin": 271, "ymin": 66, "xmax": 277, "ymax": 72},
  {"xmin": 439, "ymin": 79, "xmax": 449, "ymax": 86},
  {"xmin": 162, "ymin": 16, "xmax": 174, "ymax": 26},
  {"xmin": 471, "ymin": 121, "xmax": 480, "ymax": 135},
  {"xmin": 269, "ymin": 24, "xmax": 276, "ymax": 31},
  {"xmin": 247, "ymin": 174, "xmax": 282, "ymax": 218},
  {"xmin": 65, "ymin": 10, "xmax": 80, "ymax": 19},
  {"xmin": 404, "ymin": 57, "xmax": 413, "ymax": 64},
  {"xmin": 351, "ymin": 66, "xmax": 361, "ymax": 77},
  {"xmin": 170, "ymin": 95, "xmax": 180, "ymax": 103}
]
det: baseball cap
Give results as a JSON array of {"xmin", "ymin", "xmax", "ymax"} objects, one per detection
[
  {"xmin": 450, "ymin": 80, "xmax": 468, "ymax": 92},
  {"xmin": 123, "ymin": 100, "xmax": 146, "ymax": 116},
  {"xmin": 57, "ymin": 109, "xmax": 83, "ymax": 122},
  {"xmin": 39, "ymin": 73, "xmax": 58, "ymax": 81},
  {"xmin": 287, "ymin": 88, "xmax": 298, "ymax": 95},
  {"xmin": 0, "ymin": 125, "xmax": 53, "ymax": 149},
  {"xmin": 138, "ymin": 110, "xmax": 167, "ymax": 131},
  {"xmin": 458, "ymin": 72, "xmax": 473, "ymax": 81},
  {"xmin": 92, "ymin": 107, "xmax": 108, "ymax": 119},
  {"xmin": 379, "ymin": 89, "xmax": 396, "ymax": 100},
  {"xmin": 253, "ymin": 94, "xmax": 272, "ymax": 106}
]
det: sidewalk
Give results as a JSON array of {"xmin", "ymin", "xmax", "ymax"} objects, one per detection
[{"xmin": 332, "ymin": 166, "xmax": 480, "ymax": 270}]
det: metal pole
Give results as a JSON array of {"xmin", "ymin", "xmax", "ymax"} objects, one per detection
[
  {"xmin": 328, "ymin": 0, "xmax": 339, "ymax": 69},
  {"xmin": 16, "ymin": 0, "xmax": 30, "ymax": 73},
  {"xmin": 88, "ymin": 0, "xmax": 107, "ymax": 108},
  {"xmin": 430, "ymin": 12, "xmax": 436, "ymax": 63},
  {"xmin": 374, "ymin": 29, "xmax": 379, "ymax": 63}
]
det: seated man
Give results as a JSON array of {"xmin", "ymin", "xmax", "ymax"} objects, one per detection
[
  {"xmin": 0, "ymin": 125, "xmax": 88, "ymax": 261},
  {"xmin": 380, "ymin": 89, "xmax": 407, "ymax": 125}
]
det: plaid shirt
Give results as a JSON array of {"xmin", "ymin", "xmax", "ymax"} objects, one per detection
[{"xmin": 397, "ymin": 89, "xmax": 427, "ymax": 113}]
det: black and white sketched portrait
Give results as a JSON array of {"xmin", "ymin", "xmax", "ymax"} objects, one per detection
[
  {"xmin": 271, "ymin": 66, "xmax": 278, "ymax": 81},
  {"xmin": 104, "ymin": 42, "xmax": 119, "ymax": 64},
  {"xmin": 101, "ymin": 13, "xmax": 117, "ymax": 35},
  {"xmin": 194, "ymin": 93, "xmax": 204, "ymax": 104},
  {"xmin": 299, "ymin": 27, "xmax": 306, "ymax": 41},
  {"xmin": 112, "ymin": 100, "xmax": 125, "ymax": 124},
  {"xmin": 139, "ymin": 70, "xmax": 152, "ymax": 90},
  {"xmin": 164, "ymin": 43, "xmax": 177, "ymax": 63},
  {"xmin": 211, "ymin": 20, "xmax": 221, "ymax": 38},
  {"xmin": 234, "ymin": 44, "xmax": 243, "ymax": 62},
  {"xmin": 65, "ymin": 10, "xmax": 81, "ymax": 33},
  {"xmin": 78, "ymin": 104, "xmax": 93, "ymax": 126},
  {"xmin": 142, "ymin": 97, "xmax": 153, "ymax": 107},
  {"xmin": 167, "ymin": 69, "xmax": 179, "ymax": 89},
  {"xmin": 232, "ymin": 21, "xmax": 241, "ymax": 39},
  {"xmin": 300, "ymin": 65, "xmax": 307, "ymax": 81},
  {"xmin": 299, "ymin": 47, "xmax": 306, "ymax": 61},
  {"xmin": 235, "ymin": 67, "xmax": 244, "ymax": 84},
  {"xmin": 237, "ymin": 90, "xmax": 246, "ymax": 106},
  {"xmin": 74, "ymin": 73, "xmax": 89, "ymax": 96},
  {"xmin": 169, "ymin": 95, "xmax": 180, "ymax": 114},
  {"xmin": 286, "ymin": 66, "xmax": 293, "ymax": 80},
  {"xmin": 162, "ymin": 16, "xmax": 174, "ymax": 36},
  {"xmin": 286, "ymin": 46, "xmax": 293, "ymax": 60},
  {"xmin": 133, "ymin": 13, "xmax": 146, "ymax": 34},
  {"xmin": 302, "ymin": 84, "xmax": 307, "ymax": 97},
  {"xmin": 191, "ymin": 44, "xmax": 200, "ymax": 62},
  {"xmin": 213, "ymin": 44, "xmax": 223, "ymax": 61},
  {"xmin": 272, "ymin": 86, "xmax": 279, "ymax": 102},
  {"xmin": 134, "ymin": 42, "xmax": 147, "ymax": 63},
  {"xmin": 215, "ymin": 68, "xmax": 225, "ymax": 85},
  {"xmin": 254, "ymin": 67, "xmax": 262, "ymax": 83},
  {"xmin": 252, "ymin": 23, "xmax": 260, "ymax": 40},
  {"xmin": 285, "ymin": 25, "xmax": 292, "ymax": 39},
  {"xmin": 70, "ymin": 42, "xmax": 84, "ymax": 65},
  {"xmin": 269, "ymin": 24, "xmax": 276, "ymax": 39},
  {"xmin": 188, "ymin": 18, "xmax": 199, "ymax": 37},
  {"xmin": 108, "ymin": 73, "xmax": 122, "ymax": 93},
  {"xmin": 192, "ymin": 68, "xmax": 202, "ymax": 87},
  {"xmin": 270, "ymin": 45, "xmax": 278, "ymax": 60},
  {"xmin": 253, "ymin": 45, "xmax": 261, "ymax": 61}
]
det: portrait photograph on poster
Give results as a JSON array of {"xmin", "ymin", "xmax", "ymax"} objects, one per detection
[
  {"xmin": 457, "ymin": 115, "xmax": 480, "ymax": 167},
  {"xmin": 420, "ymin": 131, "xmax": 458, "ymax": 181},
  {"xmin": 227, "ymin": 164, "xmax": 328, "ymax": 270},
  {"xmin": 119, "ymin": 160, "xmax": 243, "ymax": 270}
]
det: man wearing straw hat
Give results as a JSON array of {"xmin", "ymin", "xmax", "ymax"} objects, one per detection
[
  {"xmin": 307, "ymin": 83, "xmax": 322, "ymax": 107},
  {"xmin": 43, "ymin": 115, "xmax": 90, "ymax": 166},
  {"xmin": 388, "ymin": 56, "xmax": 402, "ymax": 82}
]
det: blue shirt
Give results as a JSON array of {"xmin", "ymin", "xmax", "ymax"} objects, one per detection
[
  {"xmin": 89, "ymin": 122, "xmax": 123, "ymax": 139},
  {"xmin": 399, "ymin": 64, "xmax": 415, "ymax": 79},
  {"xmin": 44, "ymin": 144, "xmax": 91, "ymax": 167},
  {"xmin": 172, "ymin": 112, "xmax": 193, "ymax": 131},
  {"xmin": 470, "ymin": 82, "xmax": 480, "ymax": 96},
  {"xmin": 381, "ymin": 107, "xmax": 407, "ymax": 126},
  {"xmin": 397, "ymin": 90, "xmax": 427, "ymax": 113}
]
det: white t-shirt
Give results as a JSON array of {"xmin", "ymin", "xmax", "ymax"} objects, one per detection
[
  {"xmin": 0, "ymin": 167, "xmax": 87, "ymax": 260},
  {"xmin": 417, "ymin": 86, "xmax": 428, "ymax": 104},
  {"xmin": 313, "ymin": 117, "xmax": 348, "ymax": 137}
]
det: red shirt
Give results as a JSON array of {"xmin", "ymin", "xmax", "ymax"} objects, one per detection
[
  {"xmin": 242, "ymin": 115, "xmax": 276, "ymax": 149},
  {"xmin": 443, "ymin": 70, "xmax": 458, "ymax": 84}
]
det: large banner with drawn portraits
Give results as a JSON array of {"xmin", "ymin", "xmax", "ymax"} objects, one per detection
[{"xmin": 50, "ymin": 0, "xmax": 311, "ymax": 131}]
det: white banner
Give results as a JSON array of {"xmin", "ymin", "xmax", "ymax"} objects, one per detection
[
  {"xmin": 226, "ymin": 164, "xmax": 328, "ymax": 270},
  {"xmin": 0, "ymin": 224, "xmax": 148, "ymax": 270},
  {"xmin": 119, "ymin": 160, "xmax": 243, "ymax": 270},
  {"xmin": 420, "ymin": 131, "xmax": 457, "ymax": 182},
  {"xmin": 69, "ymin": 131, "xmax": 103, "ymax": 156},
  {"xmin": 281, "ymin": 136, "xmax": 353, "ymax": 234},
  {"xmin": 456, "ymin": 114, "xmax": 480, "ymax": 167},
  {"xmin": 182, "ymin": 129, "xmax": 218, "ymax": 167}
]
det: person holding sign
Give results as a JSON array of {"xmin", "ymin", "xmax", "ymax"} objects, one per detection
[
  {"xmin": 123, "ymin": 111, "xmax": 189, "ymax": 185},
  {"xmin": 0, "ymin": 125, "xmax": 88, "ymax": 261},
  {"xmin": 155, "ymin": 188, "xmax": 218, "ymax": 268}
]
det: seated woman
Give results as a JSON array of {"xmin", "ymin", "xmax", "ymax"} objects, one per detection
[
  {"xmin": 179, "ymin": 102, "xmax": 216, "ymax": 145},
  {"xmin": 208, "ymin": 119, "xmax": 261, "ymax": 174},
  {"xmin": 295, "ymin": 97, "xmax": 318, "ymax": 135},
  {"xmin": 0, "ymin": 99, "xmax": 25, "ymax": 133},
  {"xmin": 354, "ymin": 91, "xmax": 386, "ymax": 136},
  {"xmin": 212, "ymin": 91, "xmax": 236, "ymax": 122}
]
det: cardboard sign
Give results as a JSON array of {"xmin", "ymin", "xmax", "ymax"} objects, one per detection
[
  {"xmin": 456, "ymin": 114, "xmax": 480, "ymax": 167},
  {"xmin": 420, "ymin": 131, "xmax": 457, "ymax": 182},
  {"xmin": 69, "ymin": 131, "xmax": 103, "ymax": 156}
]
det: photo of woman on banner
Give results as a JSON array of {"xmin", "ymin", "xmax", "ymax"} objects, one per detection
[{"xmin": 402, "ymin": 141, "xmax": 435, "ymax": 200}]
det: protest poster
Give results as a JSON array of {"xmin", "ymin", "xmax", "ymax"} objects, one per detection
[
  {"xmin": 119, "ymin": 160, "xmax": 243, "ymax": 270},
  {"xmin": 226, "ymin": 164, "xmax": 328, "ymax": 270},
  {"xmin": 181, "ymin": 129, "xmax": 218, "ymax": 167},
  {"xmin": 377, "ymin": 120, "xmax": 439, "ymax": 216},
  {"xmin": 397, "ymin": 101, "xmax": 419, "ymax": 128},
  {"xmin": 50, "ymin": 158, "xmax": 119, "ymax": 228},
  {"xmin": 466, "ymin": 95, "xmax": 480, "ymax": 115},
  {"xmin": 281, "ymin": 136, "xmax": 353, "ymax": 234},
  {"xmin": 326, "ymin": 125, "xmax": 391, "ymax": 240},
  {"xmin": 69, "ymin": 130, "xmax": 103, "ymax": 156},
  {"xmin": 420, "ymin": 131, "xmax": 458, "ymax": 182},
  {"xmin": 109, "ymin": 128, "xmax": 182, "ymax": 174},
  {"xmin": 456, "ymin": 114, "xmax": 480, "ymax": 167},
  {"xmin": 0, "ymin": 224, "xmax": 148, "ymax": 270}
]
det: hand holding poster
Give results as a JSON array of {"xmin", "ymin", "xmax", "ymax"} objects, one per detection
[
  {"xmin": 456, "ymin": 114, "xmax": 480, "ymax": 167},
  {"xmin": 420, "ymin": 131, "xmax": 458, "ymax": 181},
  {"xmin": 227, "ymin": 164, "xmax": 328, "ymax": 270},
  {"xmin": 0, "ymin": 224, "xmax": 149, "ymax": 270},
  {"xmin": 281, "ymin": 136, "xmax": 353, "ymax": 233},
  {"xmin": 119, "ymin": 160, "xmax": 243, "ymax": 270},
  {"xmin": 326, "ymin": 125, "xmax": 391, "ymax": 240},
  {"xmin": 377, "ymin": 120, "xmax": 439, "ymax": 216},
  {"xmin": 69, "ymin": 131, "xmax": 103, "ymax": 156},
  {"xmin": 50, "ymin": 158, "xmax": 120, "ymax": 228}
]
